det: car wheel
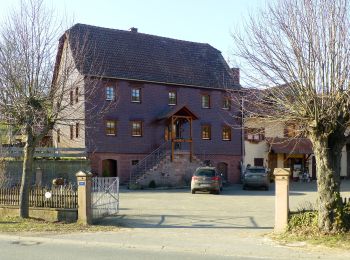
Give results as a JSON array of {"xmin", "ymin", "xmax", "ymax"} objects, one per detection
[
  {"xmin": 220, "ymin": 186, "xmax": 223, "ymax": 191},
  {"xmin": 265, "ymin": 186, "xmax": 269, "ymax": 191},
  {"xmin": 191, "ymin": 189, "xmax": 195, "ymax": 194},
  {"xmin": 242, "ymin": 185, "xmax": 247, "ymax": 190}
]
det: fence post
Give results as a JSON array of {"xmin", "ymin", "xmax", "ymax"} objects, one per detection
[
  {"xmin": 76, "ymin": 170, "xmax": 92, "ymax": 225},
  {"xmin": 274, "ymin": 168, "xmax": 291, "ymax": 233},
  {"xmin": 35, "ymin": 167, "xmax": 43, "ymax": 186}
]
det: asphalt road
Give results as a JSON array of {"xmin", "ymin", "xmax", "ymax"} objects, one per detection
[{"xmin": 1, "ymin": 181, "xmax": 350, "ymax": 259}]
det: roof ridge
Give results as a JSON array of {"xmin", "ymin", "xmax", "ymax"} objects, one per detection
[{"xmin": 71, "ymin": 23, "xmax": 220, "ymax": 53}]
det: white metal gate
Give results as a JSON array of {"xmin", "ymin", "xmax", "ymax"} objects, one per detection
[{"xmin": 91, "ymin": 177, "xmax": 119, "ymax": 220}]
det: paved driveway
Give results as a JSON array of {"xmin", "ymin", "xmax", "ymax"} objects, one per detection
[
  {"xmin": 62, "ymin": 180, "xmax": 349, "ymax": 259},
  {"xmin": 3, "ymin": 181, "xmax": 350, "ymax": 259},
  {"xmin": 102, "ymin": 185, "xmax": 275, "ymax": 231},
  {"xmin": 99, "ymin": 180, "xmax": 350, "ymax": 231}
]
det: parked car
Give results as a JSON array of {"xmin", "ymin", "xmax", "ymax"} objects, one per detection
[
  {"xmin": 191, "ymin": 167, "xmax": 222, "ymax": 194},
  {"xmin": 242, "ymin": 166, "xmax": 270, "ymax": 190}
]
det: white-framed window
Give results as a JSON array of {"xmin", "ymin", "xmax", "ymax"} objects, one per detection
[
  {"xmin": 168, "ymin": 91, "xmax": 177, "ymax": 105},
  {"xmin": 131, "ymin": 88, "xmax": 141, "ymax": 103},
  {"xmin": 222, "ymin": 126, "xmax": 231, "ymax": 141},
  {"xmin": 131, "ymin": 121, "xmax": 143, "ymax": 136},
  {"xmin": 106, "ymin": 86, "xmax": 115, "ymax": 101},
  {"xmin": 201, "ymin": 94, "xmax": 210, "ymax": 108},
  {"xmin": 106, "ymin": 120, "xmax": 117, "ymax": 136}
]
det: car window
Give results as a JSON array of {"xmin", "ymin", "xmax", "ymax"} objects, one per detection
[
  {"xmin": 246, "ymin": 169, "xmax": 266, "ymax": 174},
  {"xmin": 194, "ymin": 169, "xmax": 216, "ymax": 177}
]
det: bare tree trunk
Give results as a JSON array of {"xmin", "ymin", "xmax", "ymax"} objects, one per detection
[
  {"xmin": 311, "ymin": 134, "xmax": 343, "ymax": 232},
  {"xmin": 19, "ymin": 132, "xmax": 35, "ymax": 218}
]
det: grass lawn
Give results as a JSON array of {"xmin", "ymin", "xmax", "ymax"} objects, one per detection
[
  {"xmin": 0, "ymin": 216, "xmax": 119, "ymax": 233},
  {"xmin": 272, "ymin": 232, "xmax": 350, "ymax": 250}
]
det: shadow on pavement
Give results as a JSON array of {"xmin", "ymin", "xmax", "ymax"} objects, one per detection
[{"xmin": 96, "ymin": 214, "xmax": 273, "ymax": 230}]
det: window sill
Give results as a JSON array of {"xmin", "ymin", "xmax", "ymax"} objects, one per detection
[
  {"xmin": 202, "ymin": 138, "xmax": 211, "ymax": 140},
  {"xmin": 168, "ymin": 103, "xmax": 176, "ymax": 106},
  {"xmin": 131, "ymin": 101, "xmax": 141, "ymax": 103},
  {"xmin": 106, "ymin": 134, "xmax": 116, "ymax": 136},
  {"xmin": 132, "ymin": 135, "xmax": 142, "ymax": 137},
  {"xmin": 222, "ymin": 139, "xmax": 231, "ymax": 141},
  {"xmin": 202, "ymin": 107, "xmax": 211, "ymax": 109}
]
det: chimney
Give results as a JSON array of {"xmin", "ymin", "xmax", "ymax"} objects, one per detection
[
  {"xmin": 129, "ymin": 27, "xmax": 138, "ymax": 33},
  {"xmin": 231, "ymin": 68, "xmax": 240, "ymax": 85}
]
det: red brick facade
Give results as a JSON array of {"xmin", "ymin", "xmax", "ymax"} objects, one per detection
[{"xmin": 89, "ymin": 152, "xmax": 241, "ymax": 184}]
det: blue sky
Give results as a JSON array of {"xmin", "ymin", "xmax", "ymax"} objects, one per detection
[{"xmin": 0, "ymin": 0, "xmax": 264, "ymax": 66}]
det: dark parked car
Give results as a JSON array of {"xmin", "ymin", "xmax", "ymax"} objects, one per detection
[
  {"xmin": 191, "ymin": 167, "xmax": 222, "ymax": 194},
  {"xmin": 242, "ymin": 167, "xmax": 270, "ymax": 190}
]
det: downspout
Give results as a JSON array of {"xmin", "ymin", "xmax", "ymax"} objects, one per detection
[{"xmin": 241, "ymin": 97, "xmax": 245, "ymax": 178}]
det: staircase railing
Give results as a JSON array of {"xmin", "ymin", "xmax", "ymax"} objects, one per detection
[{"xmin": 129, "ymin": 141, "xmax": 171, "ymax": 185}]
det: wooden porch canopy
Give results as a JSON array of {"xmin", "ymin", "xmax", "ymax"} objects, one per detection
[{"xmin": 158, "ymin": 105, "xmax": 199, "ymax": 162}]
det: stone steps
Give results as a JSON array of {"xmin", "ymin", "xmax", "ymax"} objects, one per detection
[{"xmin": 135, "ymin": 153, "xmax": 204, "ymax": 188}]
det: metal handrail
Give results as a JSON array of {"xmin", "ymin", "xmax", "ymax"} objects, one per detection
[{"xmin": 130, "ymin": 141, "xmax": 170, "ymax": 184}]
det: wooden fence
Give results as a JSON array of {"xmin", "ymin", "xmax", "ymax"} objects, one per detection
[
  {"xmin": 0, "ymin": 186, "xmax": 77, "ymax": 209},
  {"xmin": 0, "ymin": 147, "xmax": 87, "ymax": 158}
]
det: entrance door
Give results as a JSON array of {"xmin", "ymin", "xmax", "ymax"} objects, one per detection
[
  {"xmin": 102, "ymin": 159, "xmax": 118, "ymax": 177},
  {"xmin": 217, "ymin": 162, "xmax": 228, "ymax": 183},
  {"xmin": 268, "ymin": 153, "xmax": 277, "ymax": 174}
]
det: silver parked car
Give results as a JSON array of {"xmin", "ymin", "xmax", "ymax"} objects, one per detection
[
  {"xmin": 242, "ymin": 166, "xmax": 270, "ymax": 190},
  {"xmin": 191, "ymin": 167, "xmax": 222, "ymax": 194}
]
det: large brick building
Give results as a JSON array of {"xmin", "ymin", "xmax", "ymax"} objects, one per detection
[{"xmin": 53, "ymin": 24, "xmax": 242, "ymax": 185}]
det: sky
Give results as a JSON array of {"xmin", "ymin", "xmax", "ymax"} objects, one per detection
[{"xmin": 0, "ymin": 0, "xmax": 265, "ymax": 67}]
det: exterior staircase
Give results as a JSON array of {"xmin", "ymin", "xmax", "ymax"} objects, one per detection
[{"xmin": 130, "ymin": 142, "xmax": 204, "ymax": 188}]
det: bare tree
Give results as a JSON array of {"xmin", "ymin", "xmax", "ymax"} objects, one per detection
[
  {"xmin": 232, "ymin": 0, "xmax": 350, "ymax": 232},
  {"xmin": 0, "ymin": 0, "xmax": 105, "ymax": 218}
]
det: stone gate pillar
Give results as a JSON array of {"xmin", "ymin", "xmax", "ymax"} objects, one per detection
[
  {"xmin": 76, "ymin": 170, "xmax": 92, "ymax": 225},
  {"xmin": 274, "ymin": 168, "xmax": 291, "ymax": 232}
]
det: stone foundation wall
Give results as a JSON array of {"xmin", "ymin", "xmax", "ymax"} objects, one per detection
[
  {"xmin": 0, "ymin": 206, "xmax": 77, "ymax": 223},
  {"xmin": 90, "ymin": 152, "xmax": 242, "ymax": 185},
  {"xmin": 195, "ymin": 154, "xmax": 242, "ymax": 183},
  {"xmin": 89, "ymin": 153, "xmax": 148, "ymax": 184}
]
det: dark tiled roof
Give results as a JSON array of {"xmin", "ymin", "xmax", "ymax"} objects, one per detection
[
  {"xmin": 266, "ymin": 137, "xmax": 313, "ymax": 154},
  {"xmin": 66, "ymin": 23, "xmax": 238, "ymax": 89}
]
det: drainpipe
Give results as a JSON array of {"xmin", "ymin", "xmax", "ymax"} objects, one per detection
[{"xmin": 241, "ymin": 97, "xmax": 245, "ymax": 177}]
